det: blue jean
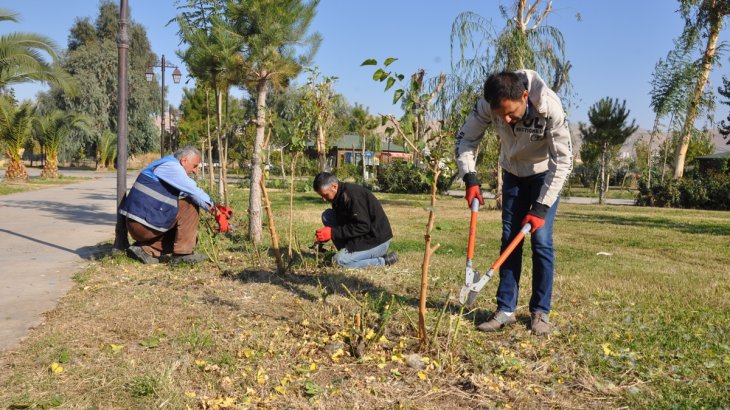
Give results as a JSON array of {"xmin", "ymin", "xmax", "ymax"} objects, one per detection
[
  {"xmin": 322, "ymin": 209, "xmax": 391, "ymax": 268},
  {"xmin": 497, "ymin": 171, "xmax": 559, "ymax": 314}
]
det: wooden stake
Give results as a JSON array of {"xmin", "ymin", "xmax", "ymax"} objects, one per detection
[{"xmin": 260, "ymin": 174, "xmax": 284, "ymax": 274}]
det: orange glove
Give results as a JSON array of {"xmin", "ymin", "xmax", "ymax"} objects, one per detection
[
  {"xmin": 463, "ymin": 173, "xmax": 484, "ymax": 207},
  {"xmin": 522, "ymin": 203, "xmax": 549, "ymax": 233},
  {"xmin": 215, "ymin": 204, "xmax": 233, "ymax": 219},
  {"xmin": 214, "ymin": 204, "xmax": 233, "ymax": 233},
  {"xmin": 315, "ymin": 226, "xmax": 332, "ymax": 243}
]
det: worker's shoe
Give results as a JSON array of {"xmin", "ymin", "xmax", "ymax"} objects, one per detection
[
  {"xmin": 476, "ymin": 310, "xmax": 516, "ymax": 332},
  {"xmin": 171, "ymin": 252, "xmax": 209, "ymax": 265},
  {"xmin": 127, "ymin": 245, "xmax": 159, "ymax": 264},
  {"xmin": 383, "ymin": 252, "xmax": 399, "ymax": 266},
  {"xmin": 530, "ymin": 311, "xmax": 551, "ymax": 337}
]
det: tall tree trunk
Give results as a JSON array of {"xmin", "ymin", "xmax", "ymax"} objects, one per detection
[
  {"xmin": 361, "ymin": 134, "xmax": 367, "ymax": 181},
  {"xmin": 599, "ymin": 145, "xmax": 607, "ymax": 205},
  {"xmin": 249, "ymin": 78, "xmax": 267, "ymax": 244},
  {"xmin": 288, "ymin": 152, "xmax": 299, "ymax": 259},
  {"xmin": 200, "ymin": 140, "xmax": 206, "ymax": 182},
  {"xmin": 216, "ymin": 89, "xmax": 224, "ymax": 201},
  {"xmin": 674, "ymin": 14, "xmax": 723, "ymax": 178},
  {"xmin": 316, "ymin": 124, "xmax": 326, "ymax": 171},
  {"xmin": 223, "ymin": 130, "xmax": 229, "ymax": 205},
  {"xmin": 647, "ymin": 115, "xmax": 661, "ymax": 189},
  {"xmin": 206, "ymin": 89, "xmax": 214, "ymax": 192},
  {"xmin": 661, "ymin": 112, "xmax": 675, "ymax": 184},
  {"xmin": 279, "ymin": 147, "xmax": 286, "ymax": 178}
]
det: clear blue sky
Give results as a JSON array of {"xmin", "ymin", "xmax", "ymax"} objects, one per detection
[{"xmin": 5, "ymin": 0, "xmax": 729, "ymax": 130}]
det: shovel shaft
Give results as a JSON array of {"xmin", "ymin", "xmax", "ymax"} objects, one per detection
[{"xmin": 490, "ymin": 223, "xmax": 531, "ymax": 271}]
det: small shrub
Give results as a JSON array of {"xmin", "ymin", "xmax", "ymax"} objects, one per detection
[
  {"xmin": 636, "ymin": 172, "xmax": 730, "ymax": 210},
  {"xmin": 377, "ymin": 161, "xmax": 448, "ymax": 194}
]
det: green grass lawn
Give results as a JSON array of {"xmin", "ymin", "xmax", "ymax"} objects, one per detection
[
  {"xmin": 0, "ymin": 186, "xmax": 727, "ymax": 409},
  {"xmin": 0, "ymin": 175, "xmax": 91, "ymax": 195}
]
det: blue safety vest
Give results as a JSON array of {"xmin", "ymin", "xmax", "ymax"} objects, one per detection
[{"xmin": 120, "ymin": 156, "xmax": 181, "ymax": 232}]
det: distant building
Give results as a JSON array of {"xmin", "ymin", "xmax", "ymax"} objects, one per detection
[{"xmin": 307, "ymin": 134, "xmax": 412, "ymax": 170}]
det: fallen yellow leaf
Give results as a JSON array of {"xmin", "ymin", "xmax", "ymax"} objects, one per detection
[
  {"xmin": 417, "ymin": 371, "xmax": 427, "ymax": 380},
  {"xmin": 49, "ymin": 362, "xmax": 64, "ymax": 374},
  {"xmin": 184, "ymin": 391, "xmax": 196, "ymax": 398},
  {"xmin": 195, "ymin": 359, "xmax": 206, "ymax": 367},
  {"xmin": 109, "ymin": 343, "xmax": 125, "ymax": 353},
  {"xmin": 274, "ymin": 386, "xmax": 285, "ymax": 394}
]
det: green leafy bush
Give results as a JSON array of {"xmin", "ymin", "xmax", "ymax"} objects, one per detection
[{"xmin": 637, "ymin": 172, "xmax": 730, "ymax": 210}]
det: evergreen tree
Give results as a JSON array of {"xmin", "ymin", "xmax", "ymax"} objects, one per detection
[{"xmin": 579, "ymin": 98, "xmax": 638, "ymax": 204}]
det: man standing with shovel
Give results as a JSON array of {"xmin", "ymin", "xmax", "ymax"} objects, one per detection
[{"xmin": 455, "ymin": 70, "xmax": 573, "ymax": 336}]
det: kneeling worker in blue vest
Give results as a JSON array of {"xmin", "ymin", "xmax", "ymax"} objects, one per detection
[
  {"xmin": 313, "ymin": 172, "xmax": 398, "ymax": 268},
  {"xmin": 120, "ymin": 146, "xmax": 227, "ymax": 264}
]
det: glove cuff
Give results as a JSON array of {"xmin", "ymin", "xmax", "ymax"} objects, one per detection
[
  {"xmin": 528, "ymin": 203, "xmax": 549, "ymax": 219},
  {"xmin": 463, "ymin": 172, "xmax": 480, "ymax": 188}
]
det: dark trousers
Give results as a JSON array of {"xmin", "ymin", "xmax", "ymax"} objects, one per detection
[
  {"xmin": 497, "ymin": 171, "xmax": 559, "ymax": 314},
  {"xmin": 126, "ymin": 198, "xmax": 199, "ymax": 257}
]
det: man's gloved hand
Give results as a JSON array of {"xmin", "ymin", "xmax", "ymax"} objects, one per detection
[
  {"xmin": 463, "ymin": 172, "xmax": 484, "ymax": 207},
  {"xmin": 214, "ymin": 204, "xmax": 234, "ymax": 233},
  {"xmin": 315, "ymin": 226, "xmax": 332, "ymax": 243},
  {"xmin": 522, "ymin": 203, "xmax": 549, "ymax": 233},
  {"xmin": 215, "ymin": 204, "xmax": 233, "ymax": 219}
]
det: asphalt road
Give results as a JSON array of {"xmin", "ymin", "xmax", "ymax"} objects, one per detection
[{"xmin": 0, "ymin": 168, "xmax": 128, "ymax": 351}]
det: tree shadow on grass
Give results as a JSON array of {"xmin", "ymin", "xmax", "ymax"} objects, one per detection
[
  {"xmin": 560, "ymin": 211, "xmax": 730, "ymax": 236},
  {"xmin": 222, "ymin": 267, "xmax": 494, "ymax": 326}
]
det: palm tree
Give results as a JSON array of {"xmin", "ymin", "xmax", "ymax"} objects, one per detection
[
  {"xmin": 0, "ymin": 97, "xmax": 34, "ymax": 180},
  {"xmin": 31, "ymin": 110, "xmax": 91, "ymax": 177},
  {"xmin": 97, "ymin": 129, "xmax": 117, "ymax": 170},
  {"xmin": 673, "ymin": 0, "xmax": 730, "ymax": 178},
  {"xmin": 0, "ymin": 8, "xmax": 74, "ymax": 92},
  {"xmin": 351, "ymin": 103, "xmax": 379, "ymax": 181},
  {"xmin": 227, "ymin": 0, "xmax": 321, "ymax": 243}
]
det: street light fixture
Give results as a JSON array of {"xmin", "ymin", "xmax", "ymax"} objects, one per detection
[{"xmin": 146, "ymin": 54, "xmax": 181, "ymax": 157}]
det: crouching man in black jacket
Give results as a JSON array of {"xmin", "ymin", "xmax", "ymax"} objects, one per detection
[{"xmin": 313, "ymin": 172, "xmax": 398, "ymax": 268}]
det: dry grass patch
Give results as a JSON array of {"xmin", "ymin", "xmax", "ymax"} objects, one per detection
[{"xmin": 0, "ymin": 190, "xmax": 728, "ymax": 409}]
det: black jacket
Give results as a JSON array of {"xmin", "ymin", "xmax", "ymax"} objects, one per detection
[{"xmin": 330, "ymin": 182, "xmax": 393, "ymax": 252}]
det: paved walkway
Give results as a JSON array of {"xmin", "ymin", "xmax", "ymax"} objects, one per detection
[{"xmin": 0, "ymin": 168, "xmax": 128, "ymax": 351}]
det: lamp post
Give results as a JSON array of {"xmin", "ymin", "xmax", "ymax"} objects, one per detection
[
  {"xmin": 146, "ymin": 54, "xmax": 181, "ymax": 157},
  {"xmin": 113, "ymin": 0, "xmax": 129, "ymax": 251}
]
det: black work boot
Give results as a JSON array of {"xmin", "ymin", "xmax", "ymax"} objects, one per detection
[{"xmin": 127, "ymin": 245, "xmax": 159, "ymax": 264}]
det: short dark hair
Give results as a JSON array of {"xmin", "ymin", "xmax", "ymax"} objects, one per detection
[
  {"xmin": 313, "ymin": 172, "xmax": 338, "ymax": 191},
  {"xmin": 483, "ymin": 71, "xmax": 527, "ymax": 109}
]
